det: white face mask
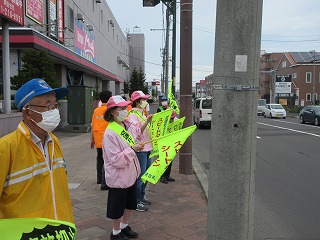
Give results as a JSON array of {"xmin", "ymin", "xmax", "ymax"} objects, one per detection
[
  {"xmin": 30, "ymin": 108, "xmax": 61, "ymax": 132},
  {"xmin": 161, "ymin": 101, "xmax": 168, "ymax": 106},
  {"xmin": 140, "ymin": 100, "xmax": 148, "ymax": 109},
  {"xmin": 115, "ymin": 109, "xmax": 128, "ymax": 122}
]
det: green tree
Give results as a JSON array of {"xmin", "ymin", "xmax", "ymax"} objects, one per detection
[
  {"xmin": 10, "ymin": 49, "xmax": 58, "ymax": 90},
  {"xmin": 122, "ymin": 81, "xmax": 130, "ymax": 95},
  {"xmin": 129, "ymin": 68, "xmax": 148, "ymax": 95}
]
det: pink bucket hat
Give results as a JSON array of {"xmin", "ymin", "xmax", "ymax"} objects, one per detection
[
  {"xmin": 130, "ymin": 90, "xmax": 150, "ymax": 102},
  {"xmin": 106, "ymin": 95, "xmax": 131, "ymax": 109}
]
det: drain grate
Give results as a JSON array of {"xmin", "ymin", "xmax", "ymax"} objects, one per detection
[{"xmin": 201, "ymin": 162, "xmax": 210, "ymax": 170}]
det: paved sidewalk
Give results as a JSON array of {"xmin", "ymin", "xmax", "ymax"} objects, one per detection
[{"xmin": 55, "ymin": 131, "xmax": 208, "ymax": 240}]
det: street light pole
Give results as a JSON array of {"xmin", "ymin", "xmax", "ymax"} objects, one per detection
[
  {"xmin": 171, "ymin": 0, "xmax": 177, "ymax": 96},
  {"xmin": 164, "ymin": 7, "xmax": 170, "ymax": 97},
  {"xmin": 273, "ymin": 61, "xmax": 277, "ymax": 103}
]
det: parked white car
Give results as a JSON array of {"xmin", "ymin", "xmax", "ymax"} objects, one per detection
[
  {"xmin": 257, "ymin": 99, "xmax": 267, "ymax": 116},
  {"xmin": 263, "ymin": 104, "xmax": 286, "ymax": 119},
  {"xmin": 193, "ymin": 97, "xmax": 212, "ymax": 128}
]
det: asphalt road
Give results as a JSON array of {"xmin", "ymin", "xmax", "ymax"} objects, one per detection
[{"xmin": 192, "ymin": 115, "xmax": 320, "ymax": 239}]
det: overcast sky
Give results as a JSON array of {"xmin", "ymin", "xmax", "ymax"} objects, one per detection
[{"xmin": 107, "ymin": 0, "xmax": 320, "ymax": 89}]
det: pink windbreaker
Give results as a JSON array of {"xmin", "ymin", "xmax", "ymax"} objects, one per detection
[
  {"xmin": 127, "ymin": 109, "xmax": 153, "ymax": 152},
  {"xmin": 102, "ymin": 121, "xmax": 141, "ymax": 188}
]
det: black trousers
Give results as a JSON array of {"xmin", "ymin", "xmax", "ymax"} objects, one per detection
[
  {"xmin": 96, "ymin": 148, "xmax": 106, "ymax": 185},
  {"xmin": 163, "ymin": 162, "xmax": 172, "ymax": 177}
]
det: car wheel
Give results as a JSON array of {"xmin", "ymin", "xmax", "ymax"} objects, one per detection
[
  {"xmin": 315, "ymin": 117, "xmax": 319, "ymax": 126},
  {"xmin": 299, "ymin": 115, "xmax": 305, "ymax": 124},
  {"xmin": 283, "ymin": 117, "xmax": 286, "ymax": 119}
]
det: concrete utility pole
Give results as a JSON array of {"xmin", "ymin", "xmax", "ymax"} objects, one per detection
[
  {"xmin": 179, "ymin": 0, "xmax": 193, "ymax": 174},
  {"xmin": 208, "ymin": 0, "xmax": 263, "ymax": 239}
]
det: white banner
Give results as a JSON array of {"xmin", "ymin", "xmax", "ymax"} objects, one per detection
[{"xmin": 275, "ymin": 82, "xmax": 291, "ymax": 94}]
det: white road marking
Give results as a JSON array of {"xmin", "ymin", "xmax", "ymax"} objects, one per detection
[
  {"xmin": 257, "ymin": 136, "xmax": 261, "ymax": 139},
  {"xmin": 273, "ymin": 119, "xmax": 320, "ymax": 129},
  {"xmin": 258, "ymin": 122, "xmax": 320, "ymax": 138}
]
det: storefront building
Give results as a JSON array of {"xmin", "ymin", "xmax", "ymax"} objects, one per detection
[{"xmin": 0, "ymin": 0, "xmax": 132, "ymax": 99}]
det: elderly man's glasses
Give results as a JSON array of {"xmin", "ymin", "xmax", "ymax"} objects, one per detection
[{"xmin": 28, "ymin": 103, "xmax": 62, "ymax": 111}]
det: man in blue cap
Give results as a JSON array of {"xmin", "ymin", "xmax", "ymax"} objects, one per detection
[
  {"xmin": 156, "ymin": 96, "xmax": 169, "ymax": 113},
  {"xmin": 0, "ymin": 78, "xmax": 76, "ymax": 238},
  {"xmin": 156, "ymin": 96, "xmax": 176, "ymax": 184}
]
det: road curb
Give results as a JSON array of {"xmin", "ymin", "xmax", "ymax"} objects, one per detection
[{"xmin": 192, "ymin": 153, "xmax": 208, "ymax": 199}]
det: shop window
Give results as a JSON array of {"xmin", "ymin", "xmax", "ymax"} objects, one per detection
[{"xmin": 68, "ymin": 7, "xmax": 74, "ymax": 31}]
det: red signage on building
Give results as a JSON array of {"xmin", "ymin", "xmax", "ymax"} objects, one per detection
[
  {"xmin": 75, "ymin": 20, "xmax": 96, "ymax": 63},
  {"xmin": 26, "ymin": 0, "xmax": 43, "ymax": 25},
  {"xmin": 0, "ymin": 0, "xmax": 24, "ymax": 26}
]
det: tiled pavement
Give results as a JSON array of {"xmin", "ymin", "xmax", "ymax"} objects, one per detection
[{"xmin": 55, "ymin": 131, "xmax": 208, "ymax": 240}]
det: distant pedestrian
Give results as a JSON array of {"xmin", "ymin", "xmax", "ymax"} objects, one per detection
[
  {"xmin": 0, "ymin": 78, "xmax": 75, "ymax": 238},
  {"xmin": 157, "ymin": 96, "xmax": 169, "ymax": 113},
  {"xmin": 128, "ymin": 90, "xmax": 153, "ymax": 212},
  {"xmin": 102, "ymin": 95, "xmax": 142, "ymax": 240},
  {"xmin": 91, "ymin": 90, "xmax": 112, "ymax": 190},
  {"xmin": 156, "ymin": 96, "xmax": 175, "ymax": 183},
  {"xmin": 160, "ymin": 110, "xmax": 178, "ymax": 183}
]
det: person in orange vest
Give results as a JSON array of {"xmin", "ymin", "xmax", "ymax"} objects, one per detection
[
  {"xmin": 91, "ymin": 90, "xmax": 112, "ymax": 190},
  {"xmin": 123, "ymin": 96, "xmax": 133, "ymax": 112}
]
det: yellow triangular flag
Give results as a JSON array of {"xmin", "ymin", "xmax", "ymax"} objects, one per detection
[
  {"xmin": 168, "ymin": 80, "xmax": 180, "ymax": 114},
  {"xmin": 149, "ymin": 109, "xmax": 172, "ymax": 157},
  {"xmin": 142, "ymin": 125, "xmax": 196, "ymax": 184},
  {"xmin": 166, "ymin": 116, "xmax": 185, "ymax": 134}
]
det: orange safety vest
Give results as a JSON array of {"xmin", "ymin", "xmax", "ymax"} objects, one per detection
[{"xmin": 92, "ymin": 105, "xmax": 109, "ymax": 148}]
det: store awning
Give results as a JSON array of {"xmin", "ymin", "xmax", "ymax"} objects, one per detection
[{"xmin": 0, "ymin": 28, "xmax": 120, "ymax": 83}]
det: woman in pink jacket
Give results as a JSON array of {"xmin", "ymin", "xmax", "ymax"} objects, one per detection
[
  {"xmin": 127, "ymin": 90, "xmax": 153, "ymax": 212},
  {"xmin": 102, "ymin": 95, "xmax": 143, "ymax": 240}
]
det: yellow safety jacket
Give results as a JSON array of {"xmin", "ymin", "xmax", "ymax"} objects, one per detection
[{"xmin": 0, "ymin": 121, "xmax": 74, "ymax": 224}]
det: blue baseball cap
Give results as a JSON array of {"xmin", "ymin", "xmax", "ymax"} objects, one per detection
[
  {"xmin": 14, "ymin": 78, "xmax": 69, "ymax": 110},
  {"xmin": 161, "ymin": 96, "xmax": 168, "ymax": 101}
]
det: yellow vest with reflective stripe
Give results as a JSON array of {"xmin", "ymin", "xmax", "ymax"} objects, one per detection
[{"xmin": 0, "ymin": 121, "xmax": 74, "ymax": 224}]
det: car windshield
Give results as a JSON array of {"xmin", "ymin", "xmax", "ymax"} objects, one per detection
[
  {"xmin": 202, "ymin": 99, "xmax": 212, "ymax": 109},
  {"xmin": 313, "ymin": 106, "xmax": 320, "ymax": 113},
  {"xmin": 258, "ymin": 99, "xmax": 266, "ymax": 106},
  {"xmin": 271, "ymin": 104, "xmax": 283, "ymax": 109}
]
